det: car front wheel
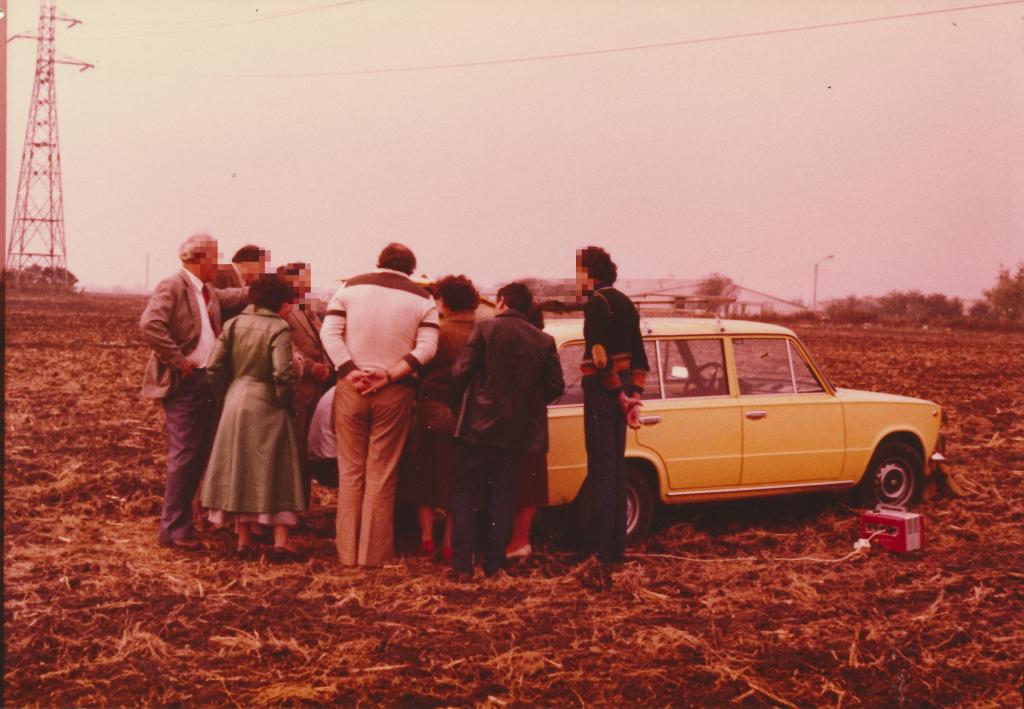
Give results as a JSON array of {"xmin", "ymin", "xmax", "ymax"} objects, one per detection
[
  {"xmin": 858, "ymin": 441, "xmax": 922, "ymax": 508},
  {"xmin": 625, "ymin": 463, "xmax": 655, "ymax": 543}
]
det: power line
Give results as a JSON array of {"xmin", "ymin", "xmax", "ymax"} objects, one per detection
[
  {"xmin": 74, "ymin": 4, "xmax": 347, "ymax": 28},
  {"xmin": 59, "ymin": 0, "xmax": 371, "ymax": 40},
  {"xmin": 97, "ymin": 0, "xmax": 1024, "ymax": 79}
]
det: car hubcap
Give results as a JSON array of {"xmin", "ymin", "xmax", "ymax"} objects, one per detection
[
  {"xmin": 626, "ymin": 486, "xmax": 638, "ymax": 535},
  {"xmin": 876, "ymin": 461, "xmax": 912, "ymax": 503}
]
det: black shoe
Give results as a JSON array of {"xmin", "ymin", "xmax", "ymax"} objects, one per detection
[
  {"xmin": 235, "ymin": 544, "xmax": 261, "ymax": 561},
  {"xmin": 578, "ymin": 562, "xmax": 614, "ymax": 592},
  {"xmin": 567, "ymin": 551, "xmax": 596, "ymax": 566},
  {"xmin": 161, "ymin": 537, "xmax": 202, "ymax": 551},
  {"xmin": 267, "ymin": 546, "xmax": 302, "ymax": 564},
  {"xmin": 447, "ymin": 569, "xmax": 474, "ymax": 584}
]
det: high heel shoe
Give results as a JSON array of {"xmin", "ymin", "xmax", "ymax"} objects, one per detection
[
  {"xmin": 506, "ymin": 543, "xmax": 532, "ymax": 562},
  {"xmin": 419, "ymin": 539, "xmax": 436, "ymax": 557},
  {"xmin": 441, "ymin": 545, "xmax": 453, "ymax": 563}
]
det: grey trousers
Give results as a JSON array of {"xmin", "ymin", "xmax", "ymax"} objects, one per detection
[
  {"xmin": 159, "ymin": 371, "xmax": 216, "ymax": 544},
  {"xmin": 334, "ymin": 382, "xmax": 415, "ymax": 566}
]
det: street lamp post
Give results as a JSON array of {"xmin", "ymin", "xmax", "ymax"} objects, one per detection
[{"xmin": 812, "ymin": 254, "xmax": 834, "ymax": 312}]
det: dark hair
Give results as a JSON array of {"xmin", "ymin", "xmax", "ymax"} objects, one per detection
[
  {"xmin": 527, "ymin": 303, "xmax": 545, "ymax": 330},
  {"xmin": 435, "ymin": 274, "xmax": 479, "ymax": 312},
  {"xmin": 377, "ymin": 242, "xmax": 416, "ymax": 275},
  {"xmin": 249, "ymin": 274, "xmax": 293, "ymax": 312},
  {"xmin": 275, "ymin": 263, "xmax": 309, "ymax": 302},
  {"xmin": 497, "ymin": 281, "xmax": 533, "ymax": 316},
  {"xmin": 275, "ymin": 262, "xmax": 309, "ymax": 278},
  {"xmin": 232, "ymin": 244, "xmax": 266, "ymax": 264},
  {"xmin": 577, "ymin": 246, "xmax": 617, "ymax": 286}
]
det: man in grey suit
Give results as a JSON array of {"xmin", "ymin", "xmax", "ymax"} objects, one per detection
[{"xmin": 140, "ymin": 234, "xmax": 249, "ymax": 549}]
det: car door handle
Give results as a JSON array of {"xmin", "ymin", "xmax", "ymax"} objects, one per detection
[
  {"xmin": 638, "ymin": 416, "xmax": 662, "ymax": 426},
  {"xmin": 745, "ymin": 410, "xmax": 768, "ymax": 420}
]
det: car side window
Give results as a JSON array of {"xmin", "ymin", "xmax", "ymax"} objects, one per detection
[
  {"xmin": 553, "ymin": 342, "xmax": 585, "ymax": 406},
  {"xmin": 641, "ymin": 339, "xmax": 661, "ymax": 400},
  {"xmin": 733, "ymin": 338, "xmax": 824, "ymax": 395},
  {"xmin": 790, "ymin": 343, "xmax": 825, "ymax": 393},
  {"xmin": 553, "ymin": 340, "xmax": 662, "ymax": 405},
  {"xmin": 660, "ymin": 338, "xmax": 728, "ymax": 398}
]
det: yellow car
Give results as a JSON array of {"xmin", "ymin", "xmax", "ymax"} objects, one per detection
[{"xmin": 543, "ymin": 317, "xmax": 946, "ymax": 540}]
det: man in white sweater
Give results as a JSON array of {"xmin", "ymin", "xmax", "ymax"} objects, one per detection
[{"xmin": 320, "ymin": 243, "xmax": 439, "ymax": 566}]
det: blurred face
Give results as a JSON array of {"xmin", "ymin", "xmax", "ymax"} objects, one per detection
[
  {"xmin": 236, "ymin": 260, "xmax": 264, "ymax": 285},
  {"xmin": 194, "ymin": 240, "xmax": 219, "ymax": 281},
  {"xmin": 575, "ymin": 265, "xmax": 595, "ymax": 296},
  {"xmin": 293, "ymin": 267, "xmax": 311, "ymax": 299},
  {"xmin": 282, "ymin": 267, "xmax": 311, "ymax": 301}
]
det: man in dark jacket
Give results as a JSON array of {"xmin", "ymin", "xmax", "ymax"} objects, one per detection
[
  {"xmin": 576, "ymin": 246, "xmax": 649, "ymax": 574},
  {"xmin": 214, "ymin": 244, "xmax": 268, "ymax": 320},
  {"xmin": 449, "ymin": 282, "xmax": 565, "ymax": 579}
]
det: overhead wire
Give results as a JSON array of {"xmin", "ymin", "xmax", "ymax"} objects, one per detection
[
  {"xmin": 70, "ymin": 3, "xmax": 349, "ymax": 28},
  {"xmin": 87, "ymin": 0, "xmax": 1024, "ymax": 79},
  {"xmin": 60, "ymin": 0, "xmax": 372, "ymax": 41}
]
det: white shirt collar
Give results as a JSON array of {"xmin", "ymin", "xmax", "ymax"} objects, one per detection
[
  {"xmin": 181, "ymin": 268, "xmax": 205, "ymax": 292},
  {"xmin": 375, "ymin": 267, "xmax": 411, "ymax": 279}
]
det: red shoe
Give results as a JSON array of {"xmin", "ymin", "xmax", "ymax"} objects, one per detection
[
  {"xmin": 419, "ymin": 539, "xmax": 436, "ymax": 557},
  {"xmin": 441, "ymin": 545, "xmax": 453, "ymax": 563}
]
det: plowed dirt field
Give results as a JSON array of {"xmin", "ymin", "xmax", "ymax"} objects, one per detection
[{"xmin": 4, "ymin": 292, "xmax": 1023, "ymax": 706}]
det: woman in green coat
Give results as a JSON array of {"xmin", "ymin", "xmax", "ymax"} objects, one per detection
[{"xmin": 201, "ymin": 275, "xmax": 307, "ymax": 557}]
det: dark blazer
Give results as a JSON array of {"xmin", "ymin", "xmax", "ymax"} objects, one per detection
[
  {"xmin": 212, "ymin": 265, "xmax": 247, "ymax": 319},
  {"xmin": 139, "ymin": 270, "xmax": 248, "ymax": 399},
  {"xmin": 450, "ymin": 309, "xmax": 565, "ymax": 452},
  {"xmin": 212, "ymin": 264, "xmax": 243, "ymax": 289}
]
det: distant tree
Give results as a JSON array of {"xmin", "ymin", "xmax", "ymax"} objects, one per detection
[
  {"xmin": 983, "ymin": 263, "xmax": 1024, "ymax": 321},
  {"xmin": 825, "ymin": 290, "xmax": 965, "ymax": 325},
  {"xmin": 695, "ymin": 273, "xmax": 738, "ymax": 298},
  {"xmin": 8, "ymin": 266, "xmax": 79, "ymax": 291},
  {"xmin": 824, "ymin": 295, "xmax": 877, "ymax": 324},
  {"xmin": 876, "ymin": 290, "xmax": 962, "ymax": 324},
  {"xmin": 968, "ymin": 300, "xmax": 991, "ymax": 318}
]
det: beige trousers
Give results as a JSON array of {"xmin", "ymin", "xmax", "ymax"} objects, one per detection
[{"xmin": 334, "ymin": 382, "xmax": 415, "ymax": 566}]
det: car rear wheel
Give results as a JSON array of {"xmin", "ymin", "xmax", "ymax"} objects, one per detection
[
  {"xmin": 857, "ymin": 441, "xmax": 922, "ymax": 508},
  {"xmin": 625, "ymin": 463, "xmax": 654, "ymax": 543}
]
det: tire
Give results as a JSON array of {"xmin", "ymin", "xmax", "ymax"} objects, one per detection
[
  {"xmin": 625, "ymin": 463, "xmax": 655, "ymax": 543},
  {"xmin": 857, "ymin": 441, "xmax": 923, "ymax": 508}
]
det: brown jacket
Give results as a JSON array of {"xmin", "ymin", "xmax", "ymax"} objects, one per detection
[
  {"xmin": 212, "ymin": 264, "xmax": 243, "ymax": 289},
  {"xmin": 285, "ymin": 304, "xmax": 331, "ymax": 410},
  {"xmin": 139, "ymin": 270, "xmax": 249, "ymax": 399},
  {"xmin": 411, "ymin": 312, "xmax": 476, "ymax": 436}
]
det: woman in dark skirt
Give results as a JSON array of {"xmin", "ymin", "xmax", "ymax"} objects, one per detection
[{"xmin": 400, "ymin": 275, "xmax": 479, "ymax": 561}]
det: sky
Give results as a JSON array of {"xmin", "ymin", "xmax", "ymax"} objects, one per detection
[{"xmin": 4, "ymin": 0, "xmax": 1023, "ymax": 302}]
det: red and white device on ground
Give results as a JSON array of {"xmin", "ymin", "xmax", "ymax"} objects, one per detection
[{"xmin": 859, "ymin": 505, "xmax": 925, "ymax": 552}]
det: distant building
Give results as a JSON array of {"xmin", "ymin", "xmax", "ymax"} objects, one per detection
[
  {"xmin": 485, "ymin": 277, "xmax": 808, "ymax": 318},
  {"xmin": 625, "ymin": 280, "xmax": 809, "ymax": 318}
]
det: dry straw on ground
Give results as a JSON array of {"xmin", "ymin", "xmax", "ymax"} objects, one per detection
[{"xmin": 4, "ymin": 292, "xmax": 1023, "ymax": 706}]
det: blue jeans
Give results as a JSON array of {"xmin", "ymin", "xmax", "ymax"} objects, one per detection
[
  {"xmin": 582, "ymin": 377, "xmax": 627, "ymax": 563},
  {"xmin": 159, "ymin": 371, "xmax": 216, "ymax": 544},
  {"xmin": 451, "ymin": 441, "xmax": 519, "ymax": 576}
]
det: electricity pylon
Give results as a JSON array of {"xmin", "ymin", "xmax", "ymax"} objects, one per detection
[{"xmin": 6, "ymin": 0, "xmax": 91, "ymax": 286}]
